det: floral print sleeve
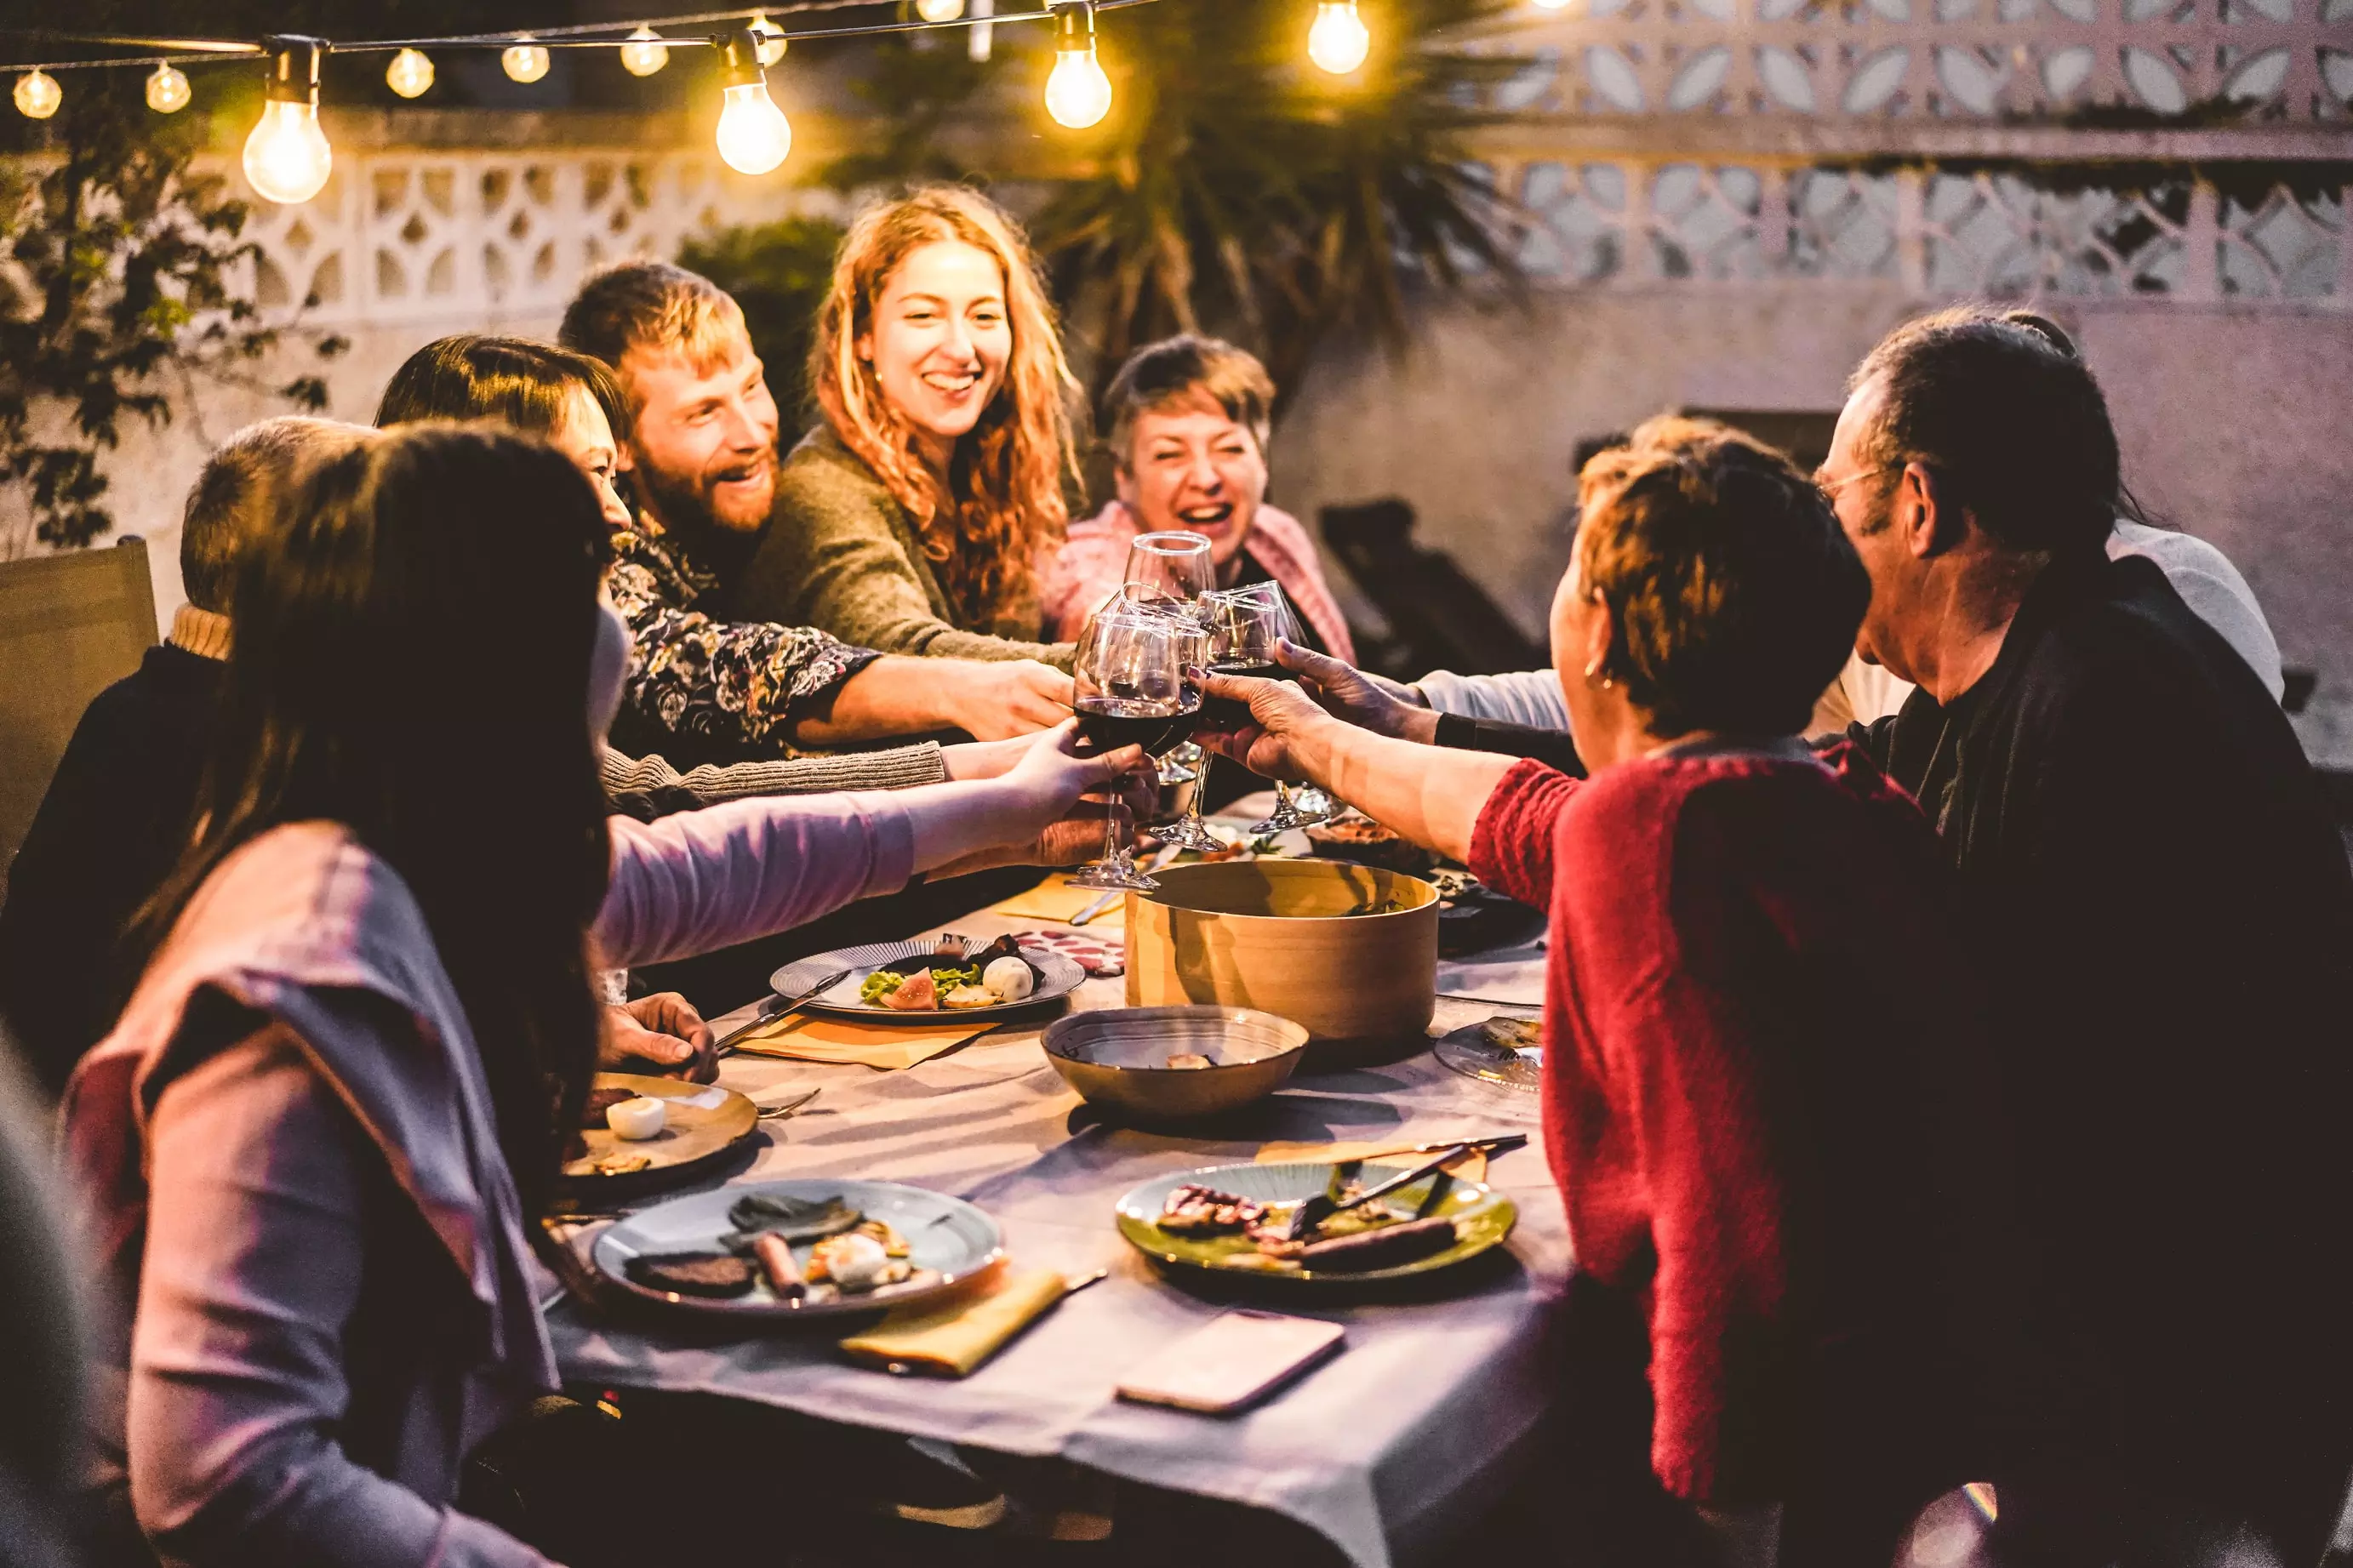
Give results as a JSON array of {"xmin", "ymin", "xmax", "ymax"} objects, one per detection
[{"xmin": 609, "ymin": 513, "xmax": 882, "ymax": 755}]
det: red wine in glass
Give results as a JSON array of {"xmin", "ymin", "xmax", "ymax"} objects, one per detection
[
  {"xmin": 1076, "ymin": 691, "xmax": 1202, "ymax": 755},
  {"xmin": 1200, "ymin": 660, "xmax": 1298, "ymax": 730}
]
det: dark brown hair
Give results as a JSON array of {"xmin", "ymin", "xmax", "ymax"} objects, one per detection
[
  {"xmin": 374, "ymin": 334, "xmax": 631, "ymax": 442},
  {"xmin": 1102, "ymin": 335, "xmax": 1276, "ymax": 465},
  {"xmin": 140, "ymin": 425, "xmax": 615, "ymax": 1218},
  {"xmin": 1849, "ymin": 305, "xmax": 2119, "ymax": 559},
  {"xmin": 1576, "ymin": 420, "xmax": 1870, "ymax": 739}
]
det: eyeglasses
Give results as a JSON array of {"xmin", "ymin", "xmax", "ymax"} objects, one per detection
[{"xmin": 1814, "ymin": 463, "xmax": 1898, "ymax": 506}]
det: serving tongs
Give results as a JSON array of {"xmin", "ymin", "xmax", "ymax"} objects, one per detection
[{"xmin": 1282, "ymin": 1142, "xmax": 1474, "ymax": 1242}]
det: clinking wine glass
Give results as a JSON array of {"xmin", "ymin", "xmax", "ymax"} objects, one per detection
[
  {"xmin": 1122, "ymin": 529, "xmax": 1217, "ymax": 607},
  {"xmin": 1068, "ymin": 606, "xmax": 1202, "ymax": 892},
  {"xmin": 1203, "ymin": 580, "xmax": 1333, "ymax": 835}
]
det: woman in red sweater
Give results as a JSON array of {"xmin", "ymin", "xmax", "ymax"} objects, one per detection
[{"xmin": 1202, "ymin": 425, "xmax": 2023, "ymax": 1566}]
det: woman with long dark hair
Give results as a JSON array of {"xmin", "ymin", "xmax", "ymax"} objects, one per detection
[{"xmin": 58, "ymin": 425, "xmax": 1133, "ymax": 1566}]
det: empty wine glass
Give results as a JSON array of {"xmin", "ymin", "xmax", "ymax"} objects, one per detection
[
  {"xmin": 1202, "ymin": 580, "xmax": 1332, "ymax": 835},
  {"xmin": 1122, "ymin": 530, "xmax": 1216, "ymax": 608},
  {"xmin": 1068, "ymin": 606, "xmax": 1201, "ymax": 892}
]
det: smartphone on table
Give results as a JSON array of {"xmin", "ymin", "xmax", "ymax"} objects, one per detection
[{"xmin": 1115, "ymin": 1309, "xmax": 1345, "ymax": 1416}]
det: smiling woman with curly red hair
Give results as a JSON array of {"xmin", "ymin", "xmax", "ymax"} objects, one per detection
[{"xmin": 734, "ymin": 186, "xmax": 1082, "ymax": 668}]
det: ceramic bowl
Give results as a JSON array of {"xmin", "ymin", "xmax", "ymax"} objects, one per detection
[{"xmin": 1042, "ymin": 1006, "xmax": 1308, "ymax": 1123}]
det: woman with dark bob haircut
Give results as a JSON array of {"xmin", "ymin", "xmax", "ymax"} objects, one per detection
[
  {"xmin": 1198, "ymin": 418, "xmax": 2025, "ymax": 1567},
  {"xmin": 57, "ymin": 425, "xmax": 1134, "ymax": 1566}
]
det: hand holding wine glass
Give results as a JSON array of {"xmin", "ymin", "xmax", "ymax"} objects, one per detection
[
  {"xmin": 1202, "ymin": 581, "xmax": 1332, "ymax": 833},
  {"xmin": 1067, "ymin": 605, "xmax": 1202, "ymax": 892}
]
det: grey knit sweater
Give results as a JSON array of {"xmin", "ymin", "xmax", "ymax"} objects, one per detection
[
  {"xmin": 734, "ymin": 425, "xmax": 1074, "ymax": 670},
  {"xmin": 598, "ymin": 743, "xmax": 946, "ymax": 811}
]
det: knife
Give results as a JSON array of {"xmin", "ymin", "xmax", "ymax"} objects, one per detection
[
  {"xmin": 1283, "ymin": 1143, "xmax": 1473, "ymax": 1241},
  {"xmin": 712, "ymin": 967, "xmax": 849, "ymax": 1058}
]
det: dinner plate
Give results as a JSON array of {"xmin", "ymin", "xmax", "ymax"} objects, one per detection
[
  {"xmin": 771, "ymin": 940, "xmax": 1088, "ymax": 1023},
  {"xmin": 557, "ymin": 1074, "xmax": 759, "ymax": 1196},
  {"xmin": 1114, "ymin": 1159, "xmax": 1517, "ymax": 1284},
  {"xmin": 590, "ymin": 1178, "xmax": 1004, "ymax": 1320}
]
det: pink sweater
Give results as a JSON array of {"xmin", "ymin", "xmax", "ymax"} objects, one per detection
[
  {"xmin": 1039, "ymin": 499, "xmax": 1357, "ymax": 664},
  {"xmin": 60, "ymin": 795, "xmax": 914, "ymax": 1568}
]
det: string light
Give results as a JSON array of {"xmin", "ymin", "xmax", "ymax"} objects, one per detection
[
  {"xmin": 917, "ymin": 0, "xmax": 968, "ymax": 20},
  {"xmin": 145, "ymin": 63, "xmax": 191, "ymax": 113},
  {"xmin": 502, "ymin": 37, "xmax": 551, "ymax": 83},
  {"xmin": 1043, "ymin": 2, "xmax": 1111, "ymax": 128},
  {"xmin": 386, "ymin": 48, "xmax": 435, "ymax": 97},
  {"xmin": 1530, "ymin": 0, "xmax": 1574, "ymax": 9},
  {"xmin": 712, "ymin": 28, "xmax": 792, "ymax": 174},
  {"xmin": 969, "ymin": 0, "xmax": 997, "ymax": 61},
  {"xmin": 748, "ymin": 14, "xmax": 787, "ymax": 66},
  {"xmin": 243, "ymin": 37, "xmax": 332, "ymax": 205},
  {"xmin": 14, "ymin": 69, "xmax": 60, "ymax": 120},
  {"xmin": 619, "ymin": 26, "xmax": 671, "ymax": 76},
  {"xmin": 1306, "ymin": 0, "xmax": 1369, "ymax": 73}
]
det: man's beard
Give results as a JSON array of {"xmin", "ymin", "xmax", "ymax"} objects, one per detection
[{"xmin": 630, "ymin": 458, "xmax": 769, "ymax": 541}]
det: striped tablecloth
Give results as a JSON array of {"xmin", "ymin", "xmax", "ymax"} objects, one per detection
[{"xmin": 548, "ymin": 904, "xmax": 1568, "ymax": 1568}]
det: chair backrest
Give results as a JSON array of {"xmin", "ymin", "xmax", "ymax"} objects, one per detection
[
  {"xmin": 1319, "ymin": 499, "xmax": 1547, "ymax": 679},
  {"xmin": 0, "ymin": 542, "xmax": 159, "ymax": 892}
]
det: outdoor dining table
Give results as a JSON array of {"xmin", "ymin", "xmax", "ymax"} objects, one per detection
[{"xmin": 546, "ymin": 831, "xmax": 1568, "ymax": 1568}]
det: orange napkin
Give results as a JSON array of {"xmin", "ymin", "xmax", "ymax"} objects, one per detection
[
  {"xmin": 984, "ymin": 874, "xmax": 1126, "ymax": 928},
  {"xmin": 1255, "ymin": 1139, "xmax": 1490, "ymax": 1183},
  {"xmin": 729, "ymin": 1012, "xmax": 998, "ymax": 1070},
  {"xmin": 838, "ymin": 1267, "xmax": 1071, "ymax": 1376}
]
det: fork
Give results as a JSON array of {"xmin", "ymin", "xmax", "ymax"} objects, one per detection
[{"xmin": 756, "ymin": 1086, "xmax": 823, "ymax": 1120}]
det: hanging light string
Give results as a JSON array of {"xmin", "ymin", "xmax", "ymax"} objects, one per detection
[
  {"xmin": 0, "ymin": 0, "xmax": 1166, "ymax": 73},
  {"xmin": 0, "ymin": 0, "xmax": 1363, "ymax": 195}
]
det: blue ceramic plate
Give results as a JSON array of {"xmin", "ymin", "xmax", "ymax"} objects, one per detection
[
  {"xmin": 771, "ymin": 940, "xmax": 1088, "ymax": 1023},
  {"xmin": 591, "ymin": 1177, "xmax": 1002, "ymax": 1320}
]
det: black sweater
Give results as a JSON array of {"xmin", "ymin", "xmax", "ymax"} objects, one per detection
[
  {"xmin": 1854, "ymin": 553, "xmax": 2353, "ymax": 1556},
  {"xmin": 0, "ymin": 645, "xmax": 221, "ymax": 1097}
]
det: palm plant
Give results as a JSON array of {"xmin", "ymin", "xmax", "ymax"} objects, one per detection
[{"xmin": 1026, "ymin": 0, "xmax": 1530, "ymax": 412}]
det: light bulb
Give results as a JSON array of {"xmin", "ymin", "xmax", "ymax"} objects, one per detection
[
  {"xmin": 14, "ymin": 70, "xmax": 60, "ymax": 120},
  {"xmin": 619, "ymin": 27, "xmax": 670, "ymax": 77},
  {"xmin": 1531, "ymin": 0, "xmax": 1574, "ymax": 9},
  {"xmin": 917, "ymin": 0, "xmax": 967, "ymax": 20},
  {"xmin": 243, "ymin": 39, "xmax": 332, "ymax": 205},
  {"xmin": 386, "ymin": 48, "xmax": 434, "ymax": 98},
  {"xmin": 716, "ymin": 82, "xmax": 792, "ymax": 174},
  {"xmin": 503, "ymin": 40, "xmax": 551, "ymax": 83},
  {"xmin": 1307, "ymin": 0, "xmax": 1371, "ymax": 74},
  {"xmin": 749, "ymin": 15, "xmax": 787, "ymax": 66},
  {"xmin": 1043, "ymin": 4, "xmax": 1112, "ymax": 128},
  {"xmin": 243, "ymin": 99, "xmax": 332, "ymax": 204},
  {"xmin": 146, "ymin": 63, "xmax": 191, "ymax": 113}
]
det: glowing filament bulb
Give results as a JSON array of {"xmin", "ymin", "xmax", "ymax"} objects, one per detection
[
  {"xmin": 243, "ymin": 38, "xmax": 332, "ymax": 205},
  {"xmin": 620, "ymin": 27, "xmax": 670, "ymax": 76},
  {"xmin": 14, "ymin": 70, "xmax": 60, "ymax": 120},
  {"xmin": 1531, "ymin": 0, "xmax": 1574, "ymax": 9},
  {"xmin": 712, "ymin": 31, "xmax": 791, "ymax": 175},
  {"xmin": 146, "ymin": 63, "xmax": 191, "ymax": 113},
  {"xmin": 503, "ymin": 39, "xmax": 551, "ymax": 83},
  {"xmin": 917, "ymin": 0, "xmax": 968, "ymax": 20},
  {"xmin": 386, "ymin": 48, "xmax": 435, "ymax": 98},
  {"xmin": 1043, "ymin": 4, "xmax": 1111, "ymax": 128},
  {"xmin": 748, "ymin": 15, "xmax": 787, "ymax": 66},
  {"xmin": 1307, "ymin": 0, "xmax": 1370, "ymax": 74}
]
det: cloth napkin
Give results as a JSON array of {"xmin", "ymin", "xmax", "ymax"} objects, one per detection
[
  {"xmin": 837, "ymin": 1267, "xmax": 1070, "ymax": 1376},
  {"xmin": 728, "ymin": 1012, "xmax": 998, "ymax": 1070},
  {"xmin": 1254, "ymin": 1139, "xmax": 1491, "ymax": 1183},
  {"xmin": 985, "ymin": 874, "xmax": 1126, "ymax": 927}
]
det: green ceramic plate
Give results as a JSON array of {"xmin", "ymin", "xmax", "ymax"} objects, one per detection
[{"xmin": 1115, "ymin": 1159, "xmax": 1517, "ymax": 1283}]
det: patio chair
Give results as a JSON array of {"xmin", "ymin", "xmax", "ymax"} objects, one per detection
[
  {"xmin": 1317, "ymin": 499, "xmax": 1546, "ymax": 681},
  {"xmin": 0, "ymin": 541, "xmax": 159, "ymax": 892}
]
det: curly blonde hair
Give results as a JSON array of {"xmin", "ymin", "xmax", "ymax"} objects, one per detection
[{"xmin": 810, "ymin": 186, "xmax": 1080, "ymax": 629}]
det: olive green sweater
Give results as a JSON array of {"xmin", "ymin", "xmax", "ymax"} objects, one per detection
[{"xmin": 735, "ymin": 425, "xmax": 1073, "ymax": 670}]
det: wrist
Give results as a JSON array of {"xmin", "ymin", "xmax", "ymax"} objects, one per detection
[{"xmin": 1399, "ymin": 705, "xmax": 1442, "ymax": 746}]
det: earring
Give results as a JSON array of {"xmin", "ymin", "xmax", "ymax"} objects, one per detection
[{"xmin": 1582, "ymin": 657, "xmax": 1613, "ymax": 690}]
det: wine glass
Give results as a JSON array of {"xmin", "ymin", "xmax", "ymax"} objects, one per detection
[
  {"xmin": 1068, "ymin": 606, "xmax": 1201, "ymax": 892},
  {"xmin": 1122, "ymin": 530, "xmax": 1217, "ymax": 607},
  {"xmin": 1151, "ymin": 613, "xmax": 1225, "ymax": 852},
  {"xmin": 1202, "ymin": 580, "xmax": 1332, "ymax": 835}
]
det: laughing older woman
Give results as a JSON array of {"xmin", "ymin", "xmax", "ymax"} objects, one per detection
[{"xmin": 1200, "ymin": 423, "xmax": 2023, "ymax": 1568}]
